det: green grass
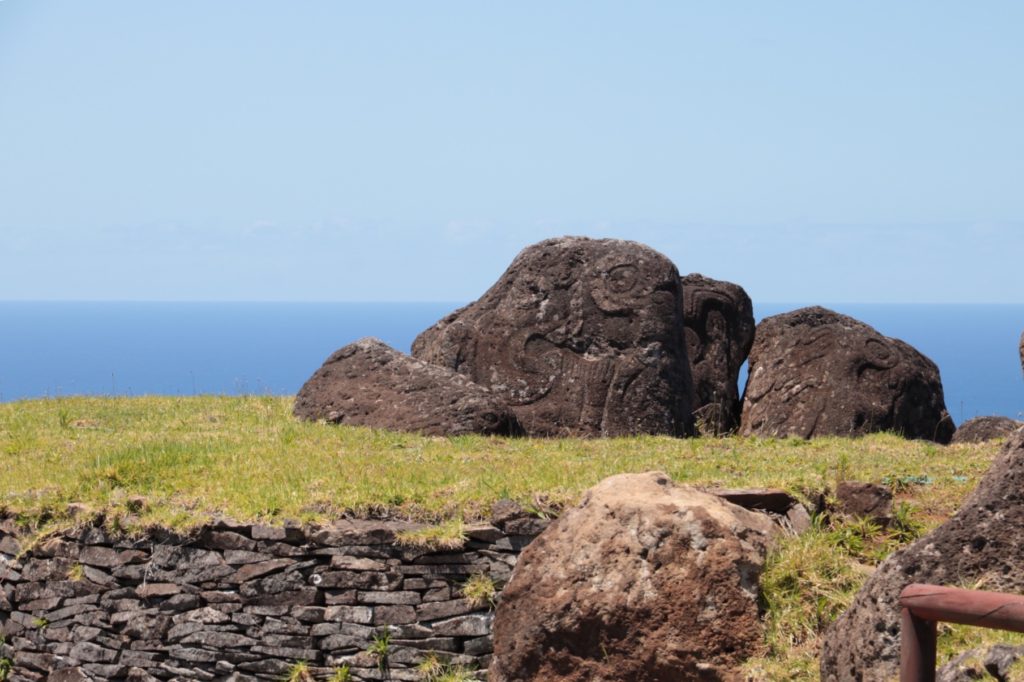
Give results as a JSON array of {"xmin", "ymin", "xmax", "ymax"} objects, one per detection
[
  {"xmin": 0, "ymin": 396, "xmax": 1011, "ymax": 680},
  {"xmin": 0, "ymin": 396, "xmax": 997, "ymax": 533}
]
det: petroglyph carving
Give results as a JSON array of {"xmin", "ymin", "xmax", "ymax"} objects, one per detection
[
  {"xmin": 681, "ymin": 274, "xmax": 755, "ymax": 434},
  {"xmin": 412, "ymin": 237, "xmax": 693, "ymax": 437},
  {"xmin": 739, "ymin": 307, "xmax": 954, "ymax": 442}
]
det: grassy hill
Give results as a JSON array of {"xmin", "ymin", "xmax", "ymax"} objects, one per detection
[{"xmin": 0, "ymin": 396, "xmax": 1014, "ymax": 678}]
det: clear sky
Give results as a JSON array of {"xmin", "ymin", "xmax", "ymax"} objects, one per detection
[{"xmin": 1, "ymin": 1, "xmax": 1022, "ymax": 303}]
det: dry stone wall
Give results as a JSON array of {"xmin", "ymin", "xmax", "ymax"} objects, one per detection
[{"xmin": 0, "ymin": 513, "xmax": 548, "ymax": 681}]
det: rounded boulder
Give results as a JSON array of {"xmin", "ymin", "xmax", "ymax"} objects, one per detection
[
  {"xmin": 489, "ymin": 471, "xmax": 779, "ymax": 681},
  {"xmin": 740, "ymin": 307, "xmax": 954, "ymax": 442},
  {"xmin": 294, "ymin": 338, "xmax": 520, "ymax": 436}
]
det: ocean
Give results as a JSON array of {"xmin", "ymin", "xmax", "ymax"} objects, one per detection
[{"xmin": 1, "ymin": 302, "xmax": 1022, "ymax": 423}]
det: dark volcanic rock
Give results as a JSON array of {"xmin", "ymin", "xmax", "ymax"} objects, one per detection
[
  {"xmin": 739, "ymin": 306, "xmax": 955, "ymax": 443},
  {"xmin": 951, "ymin": 415, "xmax": 1022, "ymax": 444},
  {"xmin": 412, "ymin": 237, "xmax": 693, "ymax": 437},
  {"xmin": 681, "ymin": 273, "xmax": 755, "ymax": 435},
  {"xmin": 293, "ymin": 338, "xmax": 520, "ymax": 436},
  {"xmin": 835, "ymin": 481, "xmax": 892, "ymax": 525},
  {"xmin": 821, "ymin": 430, "xmax": 1024, "ymax": 681},
  {"xmin": 1020, "ymin": 330, "xmax": 1024, "ymax": 378},
  {"xmin": 489, "ymin": 472, "xmax": 778, "ymax": 682}
]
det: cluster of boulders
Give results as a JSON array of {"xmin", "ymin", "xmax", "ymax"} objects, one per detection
[{"xmin": 297, "ymin": 236, "xmax": 967, "ymax": 443}]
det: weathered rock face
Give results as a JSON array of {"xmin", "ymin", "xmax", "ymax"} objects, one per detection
[
  {"xmin": 740, "ymin": 307, "xmax": 955, "ymax": 443},
  {"xmin": 489, "ymin": 472, "xmax": 779, "ymax": 682},
  {"xmin": 681, "ymin": 273, "xmax": 755, "ymax": 435},
  {"xmin": 413, "ymin": 237, "xmax": 694, "ymax": 437},
  {"xmin": 951, "ymin": 415, "xmax": 1022, "ymax": 444},
  {"xmin": 294, "ymin": 338, "xmax": 521, "ymax": 436},
  {"xmin": 1019, "ymin": 330, "xmax": 1024, "ymax": 378},
  {"xmin": 835, "ymin": 481, "xmax": 893, "ymax": 525},
  {"xmin": 821, "ymin": 431, "xmax": 1024, "ymax": 681}
]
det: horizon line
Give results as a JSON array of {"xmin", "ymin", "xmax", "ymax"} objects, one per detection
[{"xmin": 2, "ymin": 299, "xmax": 1024, "ymax": 306}]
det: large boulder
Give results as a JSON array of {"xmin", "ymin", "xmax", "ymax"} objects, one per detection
[
  {"xmin": 293, "ymin": 338, "xmax": 520, "ymax": 436},
  {"xmin": 412, "ymin": 237, "xmax": 694, "ymax": 437},
  {"xmin": 489, "ymin": 472, "xmax": 779, "ymax": 682},
  {"xmin": 681, "ymin": 273, "xmax": 755, "ymax": 434},
  {"xmin": 739, "ymin": 307, "xmax": 955, "ymax": 443},
  {"xmin": 951, "ymin": 415, "xmax": 1022, "ymax": 444},
  {"xmin": 821, "ymin": 430, "xmax": 1024, "ymax": 681}
]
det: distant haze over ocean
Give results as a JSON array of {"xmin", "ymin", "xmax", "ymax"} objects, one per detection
[{"xmin": 1, "ymin": 302, "xmax": 1021, "ymax": 423}]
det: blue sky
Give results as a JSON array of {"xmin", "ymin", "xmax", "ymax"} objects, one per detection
[{"xmin": 1, "ymin": 1, "xmax": 1022, "ymax": 303}]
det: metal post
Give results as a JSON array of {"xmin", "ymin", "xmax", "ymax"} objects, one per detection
[{"xmin": 901, "ymin": 606, "xmax": 937, "ymax": 682}]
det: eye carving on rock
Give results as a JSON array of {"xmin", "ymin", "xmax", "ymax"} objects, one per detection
[
  {"xmin": 607, "ymin": 264, "xmax": 638, "ymax": 293},
  {"xmin": 590, "ymin": 258, "xmax": 649, "ymax": 313},
  {"xmin": 860, "ymin": 337, "xmax": 898, "ymax": 372}
]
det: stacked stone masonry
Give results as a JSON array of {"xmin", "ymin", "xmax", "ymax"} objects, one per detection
[{"xmin": 0, "ymin": 513, "xmax": 548, "ymax": 681}]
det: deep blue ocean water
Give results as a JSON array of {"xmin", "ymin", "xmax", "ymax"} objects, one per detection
[{"xmin": 2, "ymin": 302, "xmax": 1022, "ymax": 423}]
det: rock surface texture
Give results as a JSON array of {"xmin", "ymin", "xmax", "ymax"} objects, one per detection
[
  {"xmin": 834, "ymin": 481, "xmax": 893, "ymax": 525},
  {"xmin": 294, "ymin": 337, "xmax": 520, "ymax": 436},
  {"xmin": 740, "ymin": 307, "xmax": 955, "ymax": 443},
  {"xmin": 951, "ymin": 415, "xmax": 1022, "ymax": 444},
  {"xmin": 489, "ymin": 472, "xmax": 779, "ymax": 682},
  {"xmin": 680, "ymin": 273, "xmax": 755, "ymax": 434},
  {"xmin": 413, "ymin": 237, "xmax": 693, "ymax": 437},
  {"xmin": 821, "ymin": 430, "xmax": 1024, "ymax": 681}
]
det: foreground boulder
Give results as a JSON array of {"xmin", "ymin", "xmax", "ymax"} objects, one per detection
[
  {"xmin": 951, "ymin": 415, "xmax": 1022, "ymax": 444},
  {"xmin": 413, "ymin": 237, "xmax": 694, "ymax": 437},
  {"xmin": 740, "ymin": 307, "xmax": 955, "ymax": 443},
  {"xmin": 489, "ymin": 472, "xmax": 778, "ymax": 681},
  {"xmin": 294, "ymin": 338, "xmax": 520, "ymax": 436},
  {"xmin": 681, "ymin": 273, "xmax": 755, "ymax": 434},
  {"xmin": 821, "ymin": 430, "xmax": 1024, "ymax": 681}
]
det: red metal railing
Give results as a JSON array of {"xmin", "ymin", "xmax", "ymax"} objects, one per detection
[{"xmin": 900, "ymin": 583, "xmax": 1024, "ymax": 681}]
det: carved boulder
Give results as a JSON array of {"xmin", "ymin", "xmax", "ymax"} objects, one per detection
[
  {"xmin": 740, "ymin": 307, "xmax": 954, "ymax": 443},
  {"xmin": 681, "ymin": 273, "xmax": 755, "ymax": 434},
  {"xmin": 412, "ymin": 237, "xmax": 693, "ymax": 437}
]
